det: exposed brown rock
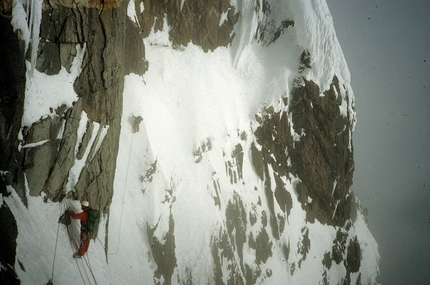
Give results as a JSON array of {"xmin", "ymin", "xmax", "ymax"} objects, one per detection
[
  {"xmin": 124, "ymin": 17, "xmax": 148, "ymax": 75},
  {"xmin": 254, "ymin": 76, "xmax": 355, "ymax": 227},
  {"xmin": 136, "ymin": 0, "xmax": 239, "ymax": 52},
  {"xmin": 147, "ymin": 212, "xmax": 177, "ymax": 285},
  {"xmin": 289, "ymin": 77, "xmax": 355, "ymax": 226},
  {"xmin": 13, "ymin": 2, "xmax": 134, "ymax": 212},
  {"xmin": 49, "ymin": 0, "xmax": 121, "ymax": 10}
]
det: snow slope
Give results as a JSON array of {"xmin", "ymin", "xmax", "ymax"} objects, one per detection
[{"xmin": 3, "ymin": 0, "xmax": 379, "ymax": 284}]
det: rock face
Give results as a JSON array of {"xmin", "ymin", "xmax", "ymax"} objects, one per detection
[
  {"xmin": 0, "ymin": 0, "xmax": 379, "ymax": 284},
  {"xmin": 0, "ymin": 8, "xmax": 26, "ymax": 285},
  {"xmin": 7, "ymin": 0, "xmax": 239, "ymax": 211},
  {"xmin": 1, "ymin": 1, "xmax": 133, "ymax": 280},
  {"xmin": 289, "ymin": 76, "xmax": 355, "ymax": 226},
  {"xmin": 202, "ymin": 75, "xmax": 358, "ymax": 284},
  {"xmin": 12, "ymin": 1, "xmax": 133, "ymax": 210},
  {"xmin": 136, "ymin": 0, "xmax": 239, "ymax": 51}
]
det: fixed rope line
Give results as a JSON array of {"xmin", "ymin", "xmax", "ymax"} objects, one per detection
[
  {"xmin": 76, "ymin": 227, "xmax": 98, "ymax": 284},
  {"xmin": 68, "ymin": 218, "xmax": 88, "ymax": 285},
  {"xmin": 109, "ymin": 130, "xmax": 135, "ymax": 255},
  {"xmin": 79, "ymin": 255, "xmax": 94, "ymax": 285},
  {"xmin": 51, "ymin": 200, "xmax": 66, "ymax": 284},
  {"xmin": 107, "ymin": 89, "xmax": 146, "ymax": 256},
  {"xmin": 83, "ymin": 255, "xmax": 98, "ymax": 285},
  {"xmin": 65, "ymin": 200, "xmax": 91, "ymax": 285},
  {"xmin": 80, "ymin": 256, "xmax": 92, "ymax": 285},
  {"xmin": 66, "ymin": 198, "xmax": 100, "ymax": 284}
]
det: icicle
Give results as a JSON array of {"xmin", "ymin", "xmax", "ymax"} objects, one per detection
[{"xmin": 25, "ymin": 0, "xmax": 43, "ymax": 77}]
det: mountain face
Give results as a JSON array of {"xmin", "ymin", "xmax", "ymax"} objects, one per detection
[{"xmin": 0, "ymin": 0, "xmax": 380, "ymax": 284}]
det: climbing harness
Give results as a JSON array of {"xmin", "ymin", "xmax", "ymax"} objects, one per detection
[{"xmin": 51, "ymin": 199, "xmax": 99, "ymax": 285}]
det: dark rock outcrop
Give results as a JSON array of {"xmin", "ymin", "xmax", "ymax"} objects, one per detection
[
  {"xmin": 0, "ymin": 179, "xmax": 20, "ymax": 285},
  {"xmin": 147, "ymin": 212, "xmax": 177, "ymax": 285},
  {"xmin": 19, "ymin": 1, "xmax": 135, "ymax": 212},
  {"xmin": 0, "ymin": 7, "xmax": 27, "ymax": 205},
  {"xmin": 0, "ymin": 12, "xmax": 26, "ymax": 285},
  {"xmin": 289, "ymin": 76, "xmax": 355, "ymax": 226},
  {"xmin": 135, "ymin": 0, "xmax": 239, "ymax": 51},
  {"xmin": 254, "ymin": 76, "xmax": 355, "ymax": 227}
]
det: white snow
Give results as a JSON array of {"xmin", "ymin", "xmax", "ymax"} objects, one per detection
[
  {"xmin": 22, "ymin": 43, "xmax": 85, "ymax": 127},
  {"xmin": 10, "ymin": 0, "xmax": 43, "ymax": 74},
  {"xmin": 127, "ymin": 0, "xmax": 138, "ymax": 24},
  {"xmin": 11, "ymin": 0, "xmax": 31, "ymax": 45},
  {"xmin": 2, "ymin": 0, "xmax": 379, "ymax": 284},
  {"xmin": 65, "ymin": 112, "xmax": 105, "ymax": 192},
  {"xmin": 20, "ymin": 139, "xmax": 49, "ymax": 148}
]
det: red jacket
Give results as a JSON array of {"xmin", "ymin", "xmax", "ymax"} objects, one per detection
[{"xmin": 70, "ymin": 208, "xmax": 89, "ymax": 226}]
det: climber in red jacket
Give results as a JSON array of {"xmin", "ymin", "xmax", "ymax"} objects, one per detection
[
  {"xmin": 133, "ymin": 115, "xmax": 143, "ymax": 133},
  {"xmin": 70, "ymin": 200, "xmax": 91, "ymax": 258}
]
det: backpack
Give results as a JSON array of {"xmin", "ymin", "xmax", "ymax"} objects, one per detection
[{"xmin": 87, "ymin": 209, "xmax": 100, "ymax": 233}]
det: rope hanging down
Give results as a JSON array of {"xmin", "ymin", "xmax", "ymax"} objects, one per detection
[
  {"xmin": 66, "ymin": 199, "xmax": 98, "ymax": 285},
  {"xmin": 51, "ymin": 200, "xmax": 66, "ymax": 284},
  {"xmin": 109, "ymin": 125, "xmax": 136, "ymax": 256},
  {"xmin": 53, "ymin": 199, "xmax": 99, "ymax": 285},
  {"xmin": 109, "ymin": 81, "xmax": 145, "ymax": 256}
]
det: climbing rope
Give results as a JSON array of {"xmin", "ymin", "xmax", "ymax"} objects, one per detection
[
  {"xmin": 108, "ymin": 131, "xmax": 134, "ymax": 256},
  {"xmin": 50, "ymin": 200, "xmax": 65, "ymax": 283},
  {"xmin": 62, "ymin": 198, "xmax": 100, "ymax": 285},
  {"xmin": 108, "ymin": 104, "xmax": 148, "ymax": 256},
  {"xmin": 65, "ymin": 201, "xmax": 89, "ymax": 285},
  {"xmin": 82, "ymin": 254, "xmax": 98, "ymax": 285},
  {"xmin": 50, "ymin": 199, "xmax": 92, "ymax": 285}
]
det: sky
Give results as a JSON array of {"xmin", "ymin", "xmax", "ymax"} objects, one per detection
[{"xmin": 326, "ymin": 1, "xmax": 430, "ymax": 284}]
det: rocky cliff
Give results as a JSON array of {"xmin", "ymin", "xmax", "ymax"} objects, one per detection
[{"xmin": 0, "ymin": 0, "xmax": 379, "ymax": 284}]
